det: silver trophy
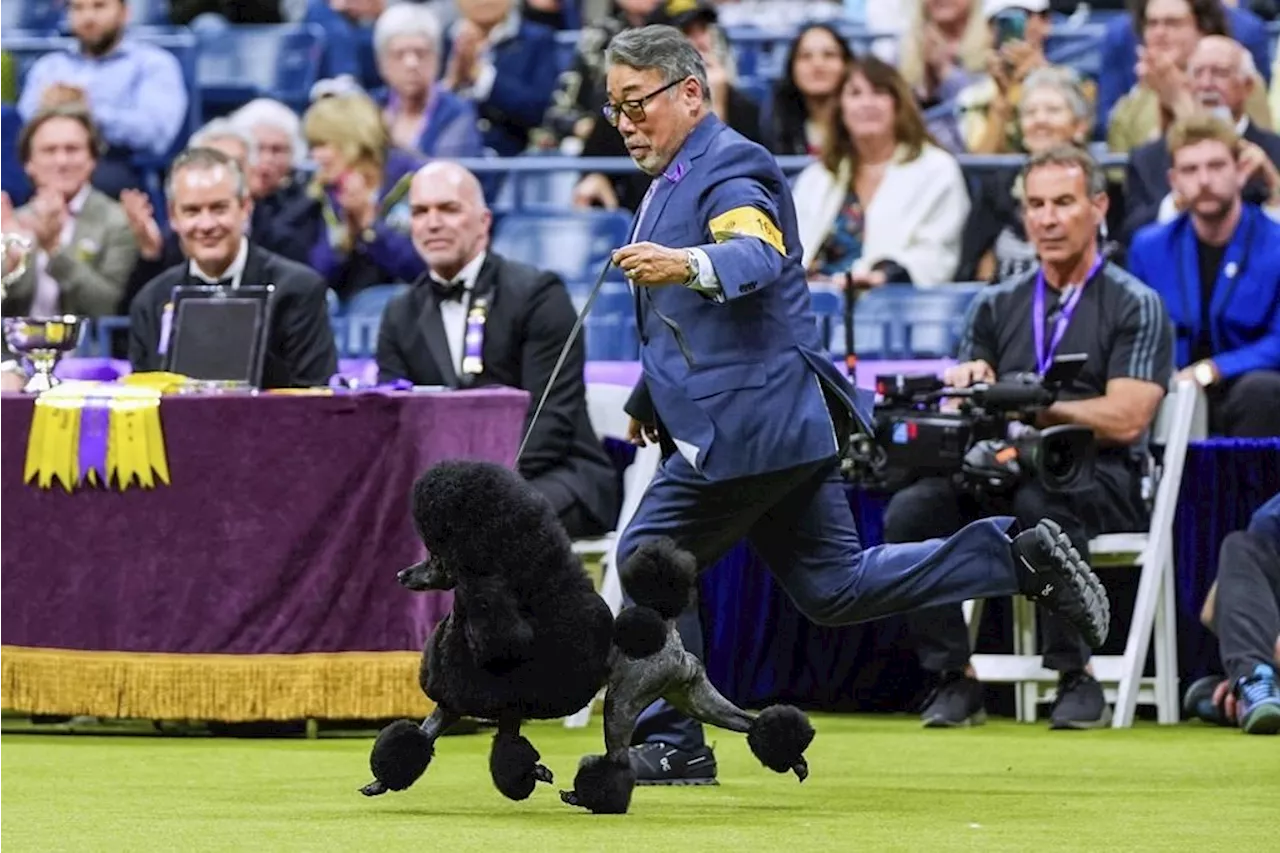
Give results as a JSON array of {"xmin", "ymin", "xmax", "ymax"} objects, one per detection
[{"xmin": 2, "ymin": 233, "xmax": 85, "ymax": 393}]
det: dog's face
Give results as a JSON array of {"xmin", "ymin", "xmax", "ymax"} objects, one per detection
[{"xmin": 397, "ymin": 554, "xmax": 455, "ymax": 591}]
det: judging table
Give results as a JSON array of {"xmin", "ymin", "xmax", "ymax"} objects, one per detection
[{"xmin": 1, "ymin": 387, "xmax": 529, "ymax": 721}]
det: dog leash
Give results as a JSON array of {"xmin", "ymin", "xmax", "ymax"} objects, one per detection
[{"xmin": 516, "ymin": 257, "xmax": 615, "ymax": 463}]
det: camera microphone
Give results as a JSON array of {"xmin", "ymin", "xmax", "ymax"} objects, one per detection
[{"xmin": 973, "ymin": 382, "xmax": 1054, "ymax": 409}]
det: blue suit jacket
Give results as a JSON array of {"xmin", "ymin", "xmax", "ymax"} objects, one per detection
[
  {"xmin": 1127, "ymin": 205, "xmax": 1280, "ymax": 381},
  {"xmin": 1248, "ymin": 492, "xmax": 1280, "ymax": 552},
  {"xmin": 623, "ymin": 115, "xmax": 871, "ymax": 482}
]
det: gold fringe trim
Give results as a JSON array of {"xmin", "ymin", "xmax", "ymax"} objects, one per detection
[{"xmin": 0, "ymin": 646, "xmax": 434, "ymax": 722}]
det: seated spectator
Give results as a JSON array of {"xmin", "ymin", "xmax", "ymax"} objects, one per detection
[
  {"xmin": 898, "ymin": 0, "xmax": 989, "ymax": 109},
  {"xmin": 521, "ymin": 0, "xmax": 583, "ymax": 30},
  {"xmin": 371, "ymin": 3, "xmax": 486, "ymax": 159},
  {"xmin": 439, "ymin": 0, "xmax": 560, "ymax": 157},
  {"xmin": 958, "ymin": 67, "xmax": 1093, "ymax": 281},
  {"xmin": 574, "ymin": 3, "xmax": 766, "ymax": 211},
  {"xmin": 129, "ymin": 148, "xmax": 337, "ymax": 389},
  {"xmin": 1096, "ymin": 0, "xmax": 1272, "ymax": 140},
  {"xmin": 306, "ymin": 0, "xmax": 387, "ymax": 91},
  {"xmin": 1107, "ymin": 0, "xmax": 1272, "ymax": 155},
  {"xmin": 762, "ymin": 23, "xmax": 853, "ymax": 156},
  {"xmin": 304, "ymin": 92, "xmax": 426, "ymax": 302},
  {"xmin": 1127, "ymin": 114, "xmax": 1280, "ymax": 437},
  {"xmin": 170, "ymin": 0, "xmax": 284, "ymax": 25},
  {"xmin": 793, "ymin": 55, "xmax": 971, "ymax": 287},
  {"xmin": 0, "ymin": 105, "xmax": 137, "ymax": 319},
  {"xmin": 1122, "ymin": 35, "xmax": 1280, "ymax": 241},
  {"xmin": 16, "ymin": 0, "xmax": 189, "ymax": 198},
  {"xmin": 537, "ymin": 0, "xmax": 662, "ymax": 150},
  {"xmin": 376, "ymin": 162, "xmax": 620, "ymax": 539}
]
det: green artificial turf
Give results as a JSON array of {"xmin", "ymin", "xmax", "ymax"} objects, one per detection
[{"xmin": 1, "ymin": 714, "xmax": 1272, "ymax": 852}]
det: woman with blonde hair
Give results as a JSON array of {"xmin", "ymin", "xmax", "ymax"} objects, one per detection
[
  {"xmin": 793, "ymin": 55, "xmax": 971, "ymax": 288},
  {"xmin": 897, "ymin": 0, "xmax": 990, "ymax": 107},
  {"xmin": 304, "ymin": 91, "xmax": 425, "ymax": 301}
]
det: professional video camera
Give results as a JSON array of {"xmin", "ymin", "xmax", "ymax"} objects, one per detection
[{"xmin": 831, "ymin": 281, "xmax": 1095, "ymax": 496}]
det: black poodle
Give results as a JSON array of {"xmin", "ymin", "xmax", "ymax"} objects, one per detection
[{"xmin": 359, "ymin": 460, "xmax": 814, "ymax": 813}]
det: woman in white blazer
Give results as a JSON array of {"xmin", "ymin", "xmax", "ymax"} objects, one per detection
[{"xmin": 793, "ymin": 54, "xmax": 971, "ymax": 288}]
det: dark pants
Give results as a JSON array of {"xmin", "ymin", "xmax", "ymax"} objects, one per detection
[
  {"xmin": 884, "ymin": 458, "xmax": 1146, "ymax": 675},
  {"xmin": 618, "ymin": 453, "xmax": 1025, "ymax": 753},
  {"xmin": 1215, "ymin": 529, "xmax": 1280, "ymax": 683},
  {"xmin": 528, "ymin": 473, "xmax": 610, "ymax": 540},
  {"xmin": 1209, "ymin": 371, "xmax": 1280, "ymax": 438}
]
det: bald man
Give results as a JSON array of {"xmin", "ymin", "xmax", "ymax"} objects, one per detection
[
  {"xmin": 1123, "ymin": 36, "xmax": 1280, "ymax": 242},
  {"xmin": 375, "ymin": 162, "xmax": 620, "ymax": 539}
]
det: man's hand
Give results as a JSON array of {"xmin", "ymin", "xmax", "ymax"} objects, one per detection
[
  {"xmin": 612, "ymin": 242, "xmax": 691, "ymax": 287},
  {"xmin": 1175, "ymin": 359, "xmax": 1220, "ymax": 387},
  {"xmin": 338, "ymin": 170, "xmax": 378, "ymax": 232},
  {"xmin": 943, "ymin": 360, "xmax": 995, "ymax": 389},
  {"xmin": 1237, "ymin": 140, "xmax": 1280, "ymax": 195},
  {"xmin": 28, "ymin": 190, "xmax": 67, "ymax": 253},
  {"xmin": 119, "ymin": 189, "xmax": 165, "ymax": 261},
  {"xmin": 847, "ymin": 269, "xmax": 887, "ymax": 290},
  {"xmin": 40, "ymin": 83, "xmax": 88, "ymax": 109},
  {"xmin": 0, "ymin": 191, "xmax": 17, "ymax": 233},
  {"xmin": 572, "ymin": 173, "xmax": 619, "ymax": 210},
  {"xmin": 444, "ymin": 20, "xmax": 485, "ymax": 90},
  {"xmin": 703, "ymin": 50, "xmax": 729, "ymax": 119},
  {"xmin": 627, "ymin": 417, "xmax": 660, "ymax": 447}
]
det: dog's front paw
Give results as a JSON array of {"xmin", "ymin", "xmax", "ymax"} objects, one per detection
[
  {"xmin": 560, "ymin": 755, "xmax": 635, "ymax": 814},
  {"xmin": 489, "ymin": 732, "xmax": 549, "ymax": 801},
  {"xmin": 534, "ymin": 764, "xmax": 554, "ymax": 784},
  {"xmin": 359, "ymin": 780, "xmax": 389, "ymax": 796}
]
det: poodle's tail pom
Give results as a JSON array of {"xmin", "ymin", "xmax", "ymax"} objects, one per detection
[
  {"xmin": 489, "ymin": 732, "xmax": 553, "ymax": 801},
  {"xmin": 613, "ymin": 605, "xmax": 668, "ymax": 658},
  {"xmin": 369, "ymin": 719, "xmax": 435, "ymax": 791},
  {"xmin": 747, "ymin": 705, "xmax": 815, "ymax": 782},
  {"xmin": 619, "ymin": 537, "xmax": 697, "ymax": 620},
  {"xmin": 559, "ymin": 754, "xmax": 636, "ymax": 814}
]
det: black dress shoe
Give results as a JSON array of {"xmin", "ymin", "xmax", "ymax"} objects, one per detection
[
  {"xmin": 628, "ymin": 742, "xmax": 718, "ymax": 786},
  {"xmin": 1013, "ymin": 519, "xmax": 1110, "ymax": 649}
]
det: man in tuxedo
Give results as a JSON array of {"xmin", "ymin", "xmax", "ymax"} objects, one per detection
[
  {"xmin": 128, "ymin": 148, "xmax": 338, "ymax": 389},
  {"xmin": 1122, "ymin": 36, "xmax": 1280, "ymax": 242},
  {"xmin": 376, "ymin": 161, "xmax": 620, "ymax": 540}
]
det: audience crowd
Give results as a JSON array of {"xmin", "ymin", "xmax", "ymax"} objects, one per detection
[{"xmin": 3, "ymin": 0, "xmax": 1279, "ymax": 733}]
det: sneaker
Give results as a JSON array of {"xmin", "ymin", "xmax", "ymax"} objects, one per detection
[
  {"xmin": 1182, "ymin": 675, "xmax": 1233, "ymax": 726},
  {"xmin": 920, "ymin": 672, "xmax": 986, "ymax": 728},
  {"xmin": 1235, "ymin": 664, "xmax": 1280, "ymax": 735},
  {"xmin": 1013, "ymin": 520, "xmax": 1110, "ymax": 649},
  {"xmin": 1050, "ymin": 670, "xmax": 1112, "ymax": 729},
  {"xmin": 628, "ymin": 742, "xmax": 718, "ymax": 786}
]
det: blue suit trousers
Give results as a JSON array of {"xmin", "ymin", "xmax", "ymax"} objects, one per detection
[{"xmin": 619, "ymin": 453, "xmax": 1022, "ymax": 752}]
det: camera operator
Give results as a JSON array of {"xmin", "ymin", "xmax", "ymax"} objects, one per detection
[{"xmin": 883, "ymin": 145, "xmax": 1175, "ymax": 730}]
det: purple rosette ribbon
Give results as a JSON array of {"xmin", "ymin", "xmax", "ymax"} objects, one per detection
[
  {"xmin": 78, "ymin": 396, "xmax": 110, "ymax": 485},
  {"xmin": 327, "ymin": 374, "xmax": 413, "ymax": 393}
]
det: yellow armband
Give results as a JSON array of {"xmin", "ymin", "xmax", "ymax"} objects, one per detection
[{"xmin": 708, "ymin": 206, "xmax": 785, "ymax": 256}]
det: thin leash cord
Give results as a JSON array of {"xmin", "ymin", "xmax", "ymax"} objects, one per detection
[{"xmin": 515, "ymin": 256, "xmax": 615, "ymax": 463}]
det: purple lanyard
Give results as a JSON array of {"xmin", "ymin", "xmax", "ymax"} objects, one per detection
[{"xmin": 1033, "ymin": 256, "xmax": 1102, "ymax": 375}]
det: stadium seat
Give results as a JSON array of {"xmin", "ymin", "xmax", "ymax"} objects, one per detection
[
  {"xmin": 819, "ymin": 283, "xmax": 984, "ymax": 360},
  {"xmin": 569, "ymin": 281, "xmax": 638, "ymax": 362},
  {"xmin": 342, "ymin": 283, "xmax": 409, "ymax": 358},
  {"xmin": 195, "ymin": 23, "xmax": 326, "ymax": 113},
  {"xmin": 1, "ymin": 0, "xmax": 64, "ymax": 33},
  {"xmin": 967, "ymin": 380, "xmax": 1204, "ymax": 727},
  {"xmin": 491, "ymin": 210, "xmax": 633, "ymax": 285}
]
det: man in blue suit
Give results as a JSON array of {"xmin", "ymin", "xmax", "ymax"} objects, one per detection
[
  {"xmin": 1127, "ymin": 113, "xmax": 1280, "ymax": 437},
  {"xmin": 600, "ymin": 25, "xmax": 1111, "ymax": 785}
]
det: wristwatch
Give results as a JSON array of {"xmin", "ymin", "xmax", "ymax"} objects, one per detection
[
  {"xmin": 1192, "ymin": 361, "xmax": 1216, "ymax": 387},
  {"xmin": 683, "ymin": 249, "xmax": 699, "ymax": 286}
]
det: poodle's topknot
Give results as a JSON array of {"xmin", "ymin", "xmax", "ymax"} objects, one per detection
[{"xmin": 619, "ymin": 538, "xmax": 697, "ymax": 619}]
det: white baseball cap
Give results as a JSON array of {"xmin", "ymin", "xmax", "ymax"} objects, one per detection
[{"xmin": 983, "ymin": 0, "xmax": 1050, "ymax": 17}]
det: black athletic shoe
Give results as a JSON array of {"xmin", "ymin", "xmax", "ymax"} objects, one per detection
[
  {"xmin": 1183, "ymin": 675, "xmax": 1232, "ymax": 726},
  {"xmin": 628, "ymin": 742, "xmax": 718, "ymax": 786},
  {"xmin": 1013, "ymin": 519, "xmax": 1110, "ymax": 649},
  {"xmin": 1049, "ymin": 671, "xmax": 1112, "ymax": 729},
  {"xmin": 920, "ymin": 672, "xmax": 987, "ymax": 728}
]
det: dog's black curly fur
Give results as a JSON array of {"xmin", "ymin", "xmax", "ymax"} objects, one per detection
[
  {"xmin": 748, "ymin": 706, "xmax": 815, "ymax": 779},
  {"xmin": 612, "ymin": 605, "xmax": 668, "ymax": 659},
  {"xmin": 618, "ymin": 536, "xmax": 696, "ymax": 619}
]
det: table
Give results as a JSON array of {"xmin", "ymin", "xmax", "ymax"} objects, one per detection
[{"xmin": 1, "ymin": 388, "xmax": 529, "ymax": 721}]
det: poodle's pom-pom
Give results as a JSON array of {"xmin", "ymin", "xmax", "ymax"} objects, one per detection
[
  {"xmin": 619, "ymin": 538, "xmax": 697, "ymax": 619},
  {"xmin": 559, "ymin": 755, "xmax": 636, "ymax": 814},
  {"xmin": 613, "ymin": 605, "xmax": 668, "ymax": 658},
  {"xmin": 747, "ymin": 705, "xmax": 815, "ymax": 782},
  {"xmin": 369, "ymin": 719, "xmax": 435, "ymax": 791},
  {"xmin": 489, "ymin": 732, "xmax": 554, "ymax": 801}
]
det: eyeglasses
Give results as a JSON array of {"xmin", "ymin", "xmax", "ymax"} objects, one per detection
[{"xmin": 601, "ymin": 79, "xmax": 683, "ymax": 127}]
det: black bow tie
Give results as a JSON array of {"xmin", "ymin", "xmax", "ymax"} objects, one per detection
[{"xmin": 433, "ymin": 279, "xmax": 467, "ymax": 303}]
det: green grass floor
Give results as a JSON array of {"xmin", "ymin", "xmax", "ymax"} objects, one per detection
[{"xmin": 1, "ymin": 714, "xmax": 1274, "ymax": 852}]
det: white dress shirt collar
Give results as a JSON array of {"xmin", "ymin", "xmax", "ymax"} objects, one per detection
[
  {"xmin": 188, "ymin": 238, "xmax": 250, "ymax": 288},
  {"xmin": 429, "ymin": 249, "xmax": 487, "ymax": 292}
]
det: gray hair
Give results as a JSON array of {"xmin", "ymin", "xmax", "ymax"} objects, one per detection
[
  {"xmin": 230, "ymin": 98, "xmax": 305, "ymax": 164},
  {"xmin": 605, "ymin": 25, "xmax": 711, "ymax": 105},
  {"xmin": 190, "ymin": 117, "xmax": 258, "ymax": 167},
  {"xmin": 373, "ymin": 2, "xmax": 442, "ymax": 59},
  {"xmin": 165, "ymin": 147, "xmax": 249, "ymax": 201},
  {"xmin": 1019, "ymin": 66, "xmax": 1094, "ymax": 128},
  {"xmin": 1020, "ymin": 144, "xmax": 1108, "ymax": 196}
]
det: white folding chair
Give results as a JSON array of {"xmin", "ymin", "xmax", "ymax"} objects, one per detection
[
  {"xmin": 967, "ymin": 380, "xmax": 1205, "ymax": 726},
  {"xmin": 564, "ymin": 383, "xmax": 663, "ymax": 728}
]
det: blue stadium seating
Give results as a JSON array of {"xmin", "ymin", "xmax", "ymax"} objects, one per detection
[
  {"xmin": 812, "ymin": 283, "xmax": 984, "ymax": 360},
  {"xmin": 1, "ymin": 104, "xmax": 32, "ymax": 206},
  {"xmin": 342, "ymin": 283, "xmax": 409, "ymax": 358},
  {"xmin": 568, "ymin": 280, "xmax": 638, "ymax": 361},
  {"xmin": 1, "ymin": 0, "xmax": 64, "ymax": 33},
  {"xmin": 194, "ymin": 23, "xmax": 326, "ymax": 114},
  {"xmin": 490, "ymin": 210, "xmax": 633, "ymax": 284}
]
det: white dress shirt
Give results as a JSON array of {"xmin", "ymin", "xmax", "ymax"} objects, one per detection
[
  {"xmin": 431, "ymin": 249, "xmax": 487, "ymax": 374},
  {"xmin": 188, "ymin": 238, "xmax": 249, "ymax": 289},
  {"xmin": 31, "ymin": 184, "xmax": 91, "ymax": 317}
]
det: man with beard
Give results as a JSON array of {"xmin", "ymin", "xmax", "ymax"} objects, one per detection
[
  {"xmin": 17, "ymin": 0, "xmax": 189, "ymax": 198},
  {"xmin": 1128, "ymin": 113, "xmax": 1280, "ymax": 436}
]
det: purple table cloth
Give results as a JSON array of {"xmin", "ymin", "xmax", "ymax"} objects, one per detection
[{"xmin": 1, "ymin": 388, "xmax": 529, "ymax": 656}]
